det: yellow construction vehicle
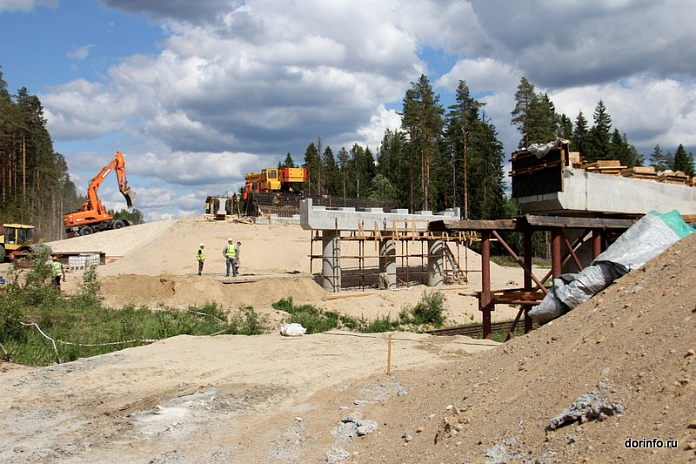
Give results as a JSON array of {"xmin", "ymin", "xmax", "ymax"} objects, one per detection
[
  {"xmin": 0, "ymin": 224, "xmax": 38, "ymax": 262},
  {"xmin": 244, "ymin": 167, "xmax": 306, "ymax": 193}
]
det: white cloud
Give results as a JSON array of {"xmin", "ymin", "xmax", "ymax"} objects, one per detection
[
  {"xmin": 0, "ymin": 0, "xmax": 56, "ymax": 12},
  {"xmin": 436, "ymin": 57, "xmax": 520, "ymax": 95},
  {"xmin": 355, "ymin": 105, "xmax": 402, "ymax": 150},
  {"xmin": 469, "ymin": 0, "xmax": 696, "ymax": 87},
  {"xmin": 67, "ymin": 45, "xmax": 93, "ymax": 61},
  {"xmin": 31, "ymin": 0, "xmax": 696, "ymax": 221},
  {"xmin": 550, "ymin": 75, "xmax": 696, "ymax": 152}
]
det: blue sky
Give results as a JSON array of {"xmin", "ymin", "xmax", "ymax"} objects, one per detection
[{"xmin": 1, "ymin": 0, "xmax": 695, "ymax": 221}]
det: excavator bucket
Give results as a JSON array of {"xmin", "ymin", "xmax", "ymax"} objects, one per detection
[{"xmin": 122, "ymin": 188, "xmax": 136, "ymax": 208}]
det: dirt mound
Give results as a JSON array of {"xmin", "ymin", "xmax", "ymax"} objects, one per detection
[
  {"xmin": 100, "ymin": 274, "xmax": 327, "ymax": 313},
  {"xmin": 344, "ymin": 233, "xmax": 696, "ymax": 463}
]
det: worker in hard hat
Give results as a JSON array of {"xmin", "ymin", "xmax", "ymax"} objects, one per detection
[
  {"xmin": 196, "ymin": 243, "xmax": 206, "ymax": 275},
  {"xmin": 223, "ymin": 238, "xmax": 237, "ymax": 277},
  {"xmin": 51, "ymin": 255, "xmax": 66, "ymax": 291}
]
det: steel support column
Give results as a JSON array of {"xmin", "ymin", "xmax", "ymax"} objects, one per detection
[{"xmin": 480, "ymin": 231, "xmax": 492, "ymax": 339}]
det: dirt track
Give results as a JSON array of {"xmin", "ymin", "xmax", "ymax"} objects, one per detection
[{"xmin": 1, "ymin": 219, "xmax": 695, "ymax": 463}]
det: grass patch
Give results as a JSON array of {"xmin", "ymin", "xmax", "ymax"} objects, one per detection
[
  {"xmin": 491, "ymin": 255, "xmax": 551, "ymax": 268},
  {"xmin": 272, "ymin": 291, "xmax": 447, "ymax": 335},
  {"xmin": 0, "ymin": 251, "xmax": 269, "ymax": 366}
]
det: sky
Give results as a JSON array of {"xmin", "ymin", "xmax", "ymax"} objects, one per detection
[{"xmin": 1, "ymin": 0, "xmax": 695, "ymax": 221}]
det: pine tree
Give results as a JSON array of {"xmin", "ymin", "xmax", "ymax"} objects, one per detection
[
  {"xmin": 673, "ymin": 144, "xmax": 695, "ymax": 176},
  {"xmin": 279, "ymin": 153, "xmax": 296, "ymax": 169},
  {"xmin": 584, "ymin": 100, "xmax": 613, "ymax": 161},
  {"xmin": 610, "ymin": 129, "xmax": 639, "ymax": 167},
  {"xmin": 302, "ymin": 143, "xmax": 321, "ymax": 194},
  {"xmin": 337, "ymin": 147, "xmax": 350, "ymax": 198},
  {"xmin": 649, "ymin": 145, "xmax": 669, "ymax": 171},
  {"xmin": 377, "ymin": 128, "xmax": 408, "ymax": 208},
  {"xmin": 558, "ymin": 114, "xmax": 573, "ymax": 140},
  {"xmin": 445, "ymin": 80, "xmax": 505, "ymax": 220},
  {"xmin": 322, "ymin": 146, "xmax": 340, "ymax": 196},
  {"xmin": 571, "ymin": 111, "xmax": 589, "ymax": 157},
  {"xmin": 445, "ymin": 80, "xmax": 482, "ymax": 217},
  {"xmin": 511, "ymin": 77, "xmax": 536, "ymax": 149},
  {"xmin": 400, "ymin": 75, "xmax": 444, "ymax": 211},
  {"xmin": 529, "ymin": 93, "xmax": 558, "ymax": 144}
]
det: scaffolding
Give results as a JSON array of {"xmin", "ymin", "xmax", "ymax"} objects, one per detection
[{"xmin": 308, "ymin": 224, "xmax": 477, "ymax": 291}]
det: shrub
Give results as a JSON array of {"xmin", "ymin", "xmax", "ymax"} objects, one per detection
[
  {"xmin": 228, "ymin": 306, "xmax": 268, "ymax": 335},
  {"xmin": 362, "ymin": 314, "xmax": 400, "ymax": 333},
  {"xmin": 273, "ymin": 297, "xmax": 349, "ymax": 334},
  {"xmin": 400, "ymin": 291, "xmax": 448, "ymax": 327}
]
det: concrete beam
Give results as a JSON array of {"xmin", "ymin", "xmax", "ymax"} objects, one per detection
[
  {"xmin": 517, "ymin": 168, "xmax": 696, "ymax": 216},
  {"xmin": 300, "ymin": 198, "xmax": 460, "ymax": 231}
]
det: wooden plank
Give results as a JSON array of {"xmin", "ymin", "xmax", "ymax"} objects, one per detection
[
  {"xmin": 621, "ymin": 166, "xmax": 655, "ymax": 175},
  {"xmin": 493, "ymin": 290, "xmax": 546, "ymax": 301},
  {"xmin": 583, "ymin": 160, "xmax": 622, "ymax": 168},
  {"xmin": 523, "ymin": 215, "xmax": 635, "ymax": 230},
  {"xmin": 429, "ymin": 218, "xmax": 518, "ymax": 232}
]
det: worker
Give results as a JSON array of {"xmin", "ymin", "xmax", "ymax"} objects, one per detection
[
  {"xmin": 196, "ymin": 243, "xmax": 206, "ymax": 275},
  {"xmin": 235, "ymin": 241, "xmax": 242, "ymax": 274},
  {"xmin": 273, "ymin": 193, "xmax": 280, "ymax": 205},
  {"xmin": 51, "ymin": 256, "xmax": 66, "ymax": 291},
  {"xmin": 223, "ymin": 238, "xmax": 237, "ymax": 277}
]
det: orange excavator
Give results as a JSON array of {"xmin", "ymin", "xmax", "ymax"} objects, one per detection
[{"xmin": 63, "ymin": 151, "xmax": 136, "ymax": 237}]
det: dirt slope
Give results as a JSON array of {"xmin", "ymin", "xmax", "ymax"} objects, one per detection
[{"xmin": 343, "ymin": 233, "xmax": 696, "ymax": 463}]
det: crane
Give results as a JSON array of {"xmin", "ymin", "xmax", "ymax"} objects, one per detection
[{"xmin": 63, "ymin": 151, "xmax": 136, "ymax": 237}]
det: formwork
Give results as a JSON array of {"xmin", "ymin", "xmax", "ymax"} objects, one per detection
[{"xmin": 308, "ymin": 227, "xmax": 477, "ymax": 290}]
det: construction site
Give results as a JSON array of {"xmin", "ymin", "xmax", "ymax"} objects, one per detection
[{"xmin": 1, "ymin": 140, "xmax": 696, "ymax": 463}]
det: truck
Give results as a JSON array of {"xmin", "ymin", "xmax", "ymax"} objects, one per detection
[
  {"xmin": 63, "ymin": 151, "xmax": 136, "ymax": 237},
  {"xmin": 244, "ymin": 167, "xmax": 306, "ymax": 193},
  {"xmin": 0, "ymin": 223, "xmax": 38, "ymax": 262}
]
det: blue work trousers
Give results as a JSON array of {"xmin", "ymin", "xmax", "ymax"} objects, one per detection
[{"xmin": 226, "ymin": 257, "xmax": 237, "ymax": 277}]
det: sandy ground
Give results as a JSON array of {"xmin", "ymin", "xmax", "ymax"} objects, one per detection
[
  {"xmin": 2, "ymin": 218, "xmax": 695, "ymax": 463},
  {"xmin": 45, "ymin": 217, "xmax": 525, "ymax": 325}
]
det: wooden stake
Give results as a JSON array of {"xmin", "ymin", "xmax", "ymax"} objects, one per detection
[{"xmin": 386, "ymin": 333, "xmax": 393, "ymax": 375}]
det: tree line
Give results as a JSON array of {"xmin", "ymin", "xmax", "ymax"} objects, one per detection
[
  {"xmin": 0, "ymin": 69, "xmax": 145, "ymax": 241},
  {"xmin": 0, "ymin": 68, "xmax": 83, "ymax": 240},
  {"xmin": 2, "ymin": 66, "xmax": 693, "ymax": 241},
  {"xmin": 287, "ymin": 76, "xmax": 508, "ymax": 220},
  {"xmin": 287, "ymin": 75, "xmax": 694, "ymax": 222},
  {"xmin": 510, "ymin": 77, "xmax": 694, "ymax": 175}
]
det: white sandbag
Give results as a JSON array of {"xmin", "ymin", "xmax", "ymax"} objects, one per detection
[{"xmin": 280, "ymin": 323, "xmax": 307, "ymax": 337}]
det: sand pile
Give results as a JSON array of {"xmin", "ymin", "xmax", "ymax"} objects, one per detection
[{"xmin": 344, "ymin": 233, "xmax": 696, "ymax": 463}]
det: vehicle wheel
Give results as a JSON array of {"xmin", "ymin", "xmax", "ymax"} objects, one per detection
[
  {"xmin": 112, "ymin": 220, "xmax": 126, "ymax": 230},
  {"xmin": 79, "ymin": 226, "xmax": 94, "ymax": 236},
  {"xmin": 0, "ymin": 245, "xmax": 5, "ymax": 262}
]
